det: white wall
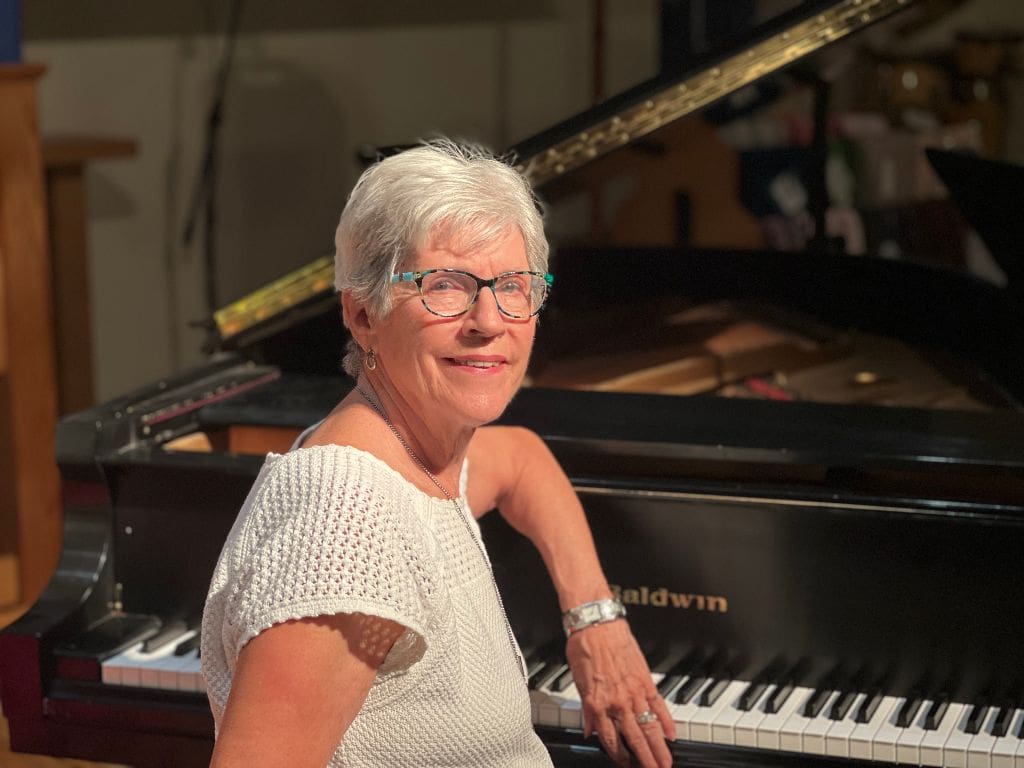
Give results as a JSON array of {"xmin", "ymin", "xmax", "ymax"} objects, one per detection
[{"xmin": 25, "ymin": 1, "xmax": 659, "ymax": 401}]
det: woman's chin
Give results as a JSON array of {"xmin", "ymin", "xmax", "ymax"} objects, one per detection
[{"xmin": 451, "ymin": 390, "xmax": 518, "ymax": 427}]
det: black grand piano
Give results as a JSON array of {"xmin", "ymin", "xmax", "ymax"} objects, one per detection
[{"xmin": 4, "ymin": 1, "xmax": 1024, "ymax": 766}]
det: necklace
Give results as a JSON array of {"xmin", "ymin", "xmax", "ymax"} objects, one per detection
[{"xmin": 354, "ymin": 382, "xmax": 526, "ymax": 681}]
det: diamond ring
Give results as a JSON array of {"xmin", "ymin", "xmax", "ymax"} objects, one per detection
[{"xmin": 636, "ymin": 710, "xmax": 657, "ymax": 725}]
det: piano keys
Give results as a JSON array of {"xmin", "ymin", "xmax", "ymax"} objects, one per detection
[{"xmin": 527, "ymin": 652, "xmax": 1024, "ymax": 767}]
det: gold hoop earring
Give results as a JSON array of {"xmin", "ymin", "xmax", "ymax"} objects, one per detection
[{"xmin": 365, "ymin": 347, "xmax": 377, "ymax": 371}]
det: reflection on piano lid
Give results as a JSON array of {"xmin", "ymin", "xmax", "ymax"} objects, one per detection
[{"xmin": 5, "ymin": 1, "xmax": 1024, "ymax": 767}]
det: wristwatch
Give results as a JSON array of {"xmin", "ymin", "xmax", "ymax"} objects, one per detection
[{"xmin": 562, "ymin": 597, "xmax": 627, "ymax": 637}]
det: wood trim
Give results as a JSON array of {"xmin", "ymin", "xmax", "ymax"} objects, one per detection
[{"xmin": 0, "ymin": 63, "xmax": 62, "ymax": 605}]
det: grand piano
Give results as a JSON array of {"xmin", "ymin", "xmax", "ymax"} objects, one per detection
[{"xmin": 4, "ymin": 0, "xmax": 1024, "ymax": 766}]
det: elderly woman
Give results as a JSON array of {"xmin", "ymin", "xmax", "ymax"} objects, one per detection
[{"xmin": 201, "ymin": 140, "xmax": 674, "ymax": 767}]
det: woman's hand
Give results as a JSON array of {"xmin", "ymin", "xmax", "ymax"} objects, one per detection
[{"xmin": 566, "ymin": 620, "xmax": 675, "ymax": 767}]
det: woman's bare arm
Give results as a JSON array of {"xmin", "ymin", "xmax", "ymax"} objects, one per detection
[
  {"xmin": 211, "ymin": 612, "xmax": 405, "ymax": 768},
  {"xmin": 468, "ymin": 426, "xmax": 675, "ymax": 768},
  {"xmin": 468, "ymin": 426, "xmax": 608, "ymax": 607}
]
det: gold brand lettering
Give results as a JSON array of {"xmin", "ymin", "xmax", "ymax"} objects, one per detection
[{"xmin": 610, "ymin": 584, "xmax": 728, "ymax": 614}]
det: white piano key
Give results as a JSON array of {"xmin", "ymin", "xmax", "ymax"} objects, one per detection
[
  {"xmin": 848, "ymin": 695, "xmax": 900, "ymax": 762},
  {"xmin": 139, "ymin": 631, "xmax": 197, "ymax": 688},
  {"xmin": 968, "ymin": 707, "xmax": 1003, "ymax": 768},
  {"xmin": 733, "ymin": 692, "xmax": 771, "ymax": 748},
  {"xmin": 710, "ymin": 684, "xmax": 751, "ymax": 746},
  {"xmin": 871, "ymin": 696, "xmax": 908, "ymax": 763},
  {"xmin": 825, "ymin": 693, "xmax": 864, "ymax": 758},
  {"xmin": 756, "ymin": 685, "xmax": 813, "ymax": 751},
  {"xmin": 101, "ymin": 642, "xmax": 148, "ymax": 687},
  {"xmin": 557, "ymin": 686, "xmax": 583, "ymax": 730},
  {"xmin": 895, "ymin": 699, "xmax": 933, "ymax": 765},
  {"xmin": 688, "ymin": 680, "xmax": 747, "ymax": 743},
  {"xmin": 778, "ymin": 689, "xmax": 821, "ymax": 753},
  {"xmin": 921, "ymin": 702, "xmax": 966, "ymax": 767},
  {"xmin": 819, "ymin": 696, "xmax": 860, "ymax": 761},
  {"xmin": 669, "ymin": 678, "xmax": 708, "ymax": 742},
  {"xmin": 991, "ymin": 709, "xmax": 1024, "ymax": 768},
  {"xmin": 100, "ymin": 646, "xmax": 131, "ymax": 685},
  {"xmin": 800, "ymin": 691, "xmax": 839, "ymax": 755},
  {"xmin": 1015, "ymin": 720, "xmax": 1024, "ymax": 768},
  {"xmin": 943, "ymin": 704, "xmax": 977, "ymax": 768},
  {"xmin": 534, "ymin": 688, "xmax": 562, "ymax": 728}
]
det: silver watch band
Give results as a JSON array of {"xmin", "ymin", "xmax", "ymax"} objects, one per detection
[{"xmin": 562, "ymin": 597, "xmax": 627, "ymax": 637}]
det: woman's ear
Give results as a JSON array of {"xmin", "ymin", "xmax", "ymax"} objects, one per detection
[{"xmin": 341, "ymin": 291, "xmax": 375, "ymax": 351}]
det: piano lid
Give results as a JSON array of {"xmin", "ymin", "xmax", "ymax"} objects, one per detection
[
  {"xmin": 211, "ymin": 0, "xmax": 921, "ymax": 349},
  {"xmin": 510, "ymin": 0, "xmax": 920, "ymax": 187}
]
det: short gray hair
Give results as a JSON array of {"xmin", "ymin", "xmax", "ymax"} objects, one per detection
[{"xmin": 334, "ymin": 138, "xmax": 548, "ymax": 377}]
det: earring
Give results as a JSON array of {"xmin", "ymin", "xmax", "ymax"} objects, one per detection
[{"xmin": 365, "ymin": 347, "xmax": 377, "ymax": 371}]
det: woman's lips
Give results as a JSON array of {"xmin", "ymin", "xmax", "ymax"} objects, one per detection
[{"xmin": 446, "ymin": 356, "xmax": 507, "ymax": 370}]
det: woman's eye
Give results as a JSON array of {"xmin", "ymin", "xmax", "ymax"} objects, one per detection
[
  {"xmin": 497, "ymin": 278, "xmax": 526, "ymax": 294},
  {"xmin": 427, "ymin": 279, "xmax": 455, "ymax": 292}
]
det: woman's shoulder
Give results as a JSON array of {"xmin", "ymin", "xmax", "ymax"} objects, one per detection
[{"xmin": 258, "ymin": 443, "xmax": 423, "ymax": 510}]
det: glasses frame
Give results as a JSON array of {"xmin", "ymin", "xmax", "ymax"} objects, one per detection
[{"xmin": 391, "ymin": 268, "xmax": 554, "ymax": 319}]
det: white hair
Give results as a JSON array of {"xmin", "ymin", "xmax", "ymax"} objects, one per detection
[{"xmin": 334, "ymin": 138, "xmax": 548, "ymax": 377}]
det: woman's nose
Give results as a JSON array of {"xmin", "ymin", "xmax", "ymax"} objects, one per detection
[{"xmin": 463, "ymin": 286, "xmax": 506, "ymax": 336}]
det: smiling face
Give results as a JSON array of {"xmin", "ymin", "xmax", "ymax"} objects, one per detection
[{"xmin": 353, "ymin": 225, "xmax": 537, "ymax": 432}]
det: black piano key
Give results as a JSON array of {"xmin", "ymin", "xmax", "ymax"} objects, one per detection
[
  {"xmin": 965, "ymin": 704, "xmax": 989, "ymax": 735},
  {"xmin": 803, "ymin": 687, "xmax": 833, "ymax": 718},
  {"xmin": 699, "ymin": 677, "xmax": 731, "ymax": 707},
  {"xmin": 1017, "ymin": 707, "xmax": 1024, "ymax": 739},
  {"xmin": 142, "ymin": 619, "xmax": 187, "ymax": 653},
  {"xmin": 923, "ymin": 697, "xmax": 950, "ymax": 730},
  {"xmin": 991, "ymin": 705, "xmax": 1012, "ymax": 737},
  {"xmin": 658, "ymin": 648, "xmax": 703, "ymax": 698},
  {"xmin": 173, "ymin": 633, "xmax": 200, "ymax": 657},
  {"xmin": 763, "ymin": 659, "xmax": 808, "ymax": 714},
  {"xmin": 738, "ymin": 658, "xmax": 785, "ymax": 712},
  {"xmin": 535, "ymin": 662, "xmax": 569, "ymax": 691},
  {"xmin": 765, "ymin": 682, "xmax": 794, "ymax": 714},
  {"xmin": 550, "ymin": 667, "xmax": 575, "ymax": 693},
  {"xmin": 739, "ymin": 680, "xmax": 770, "ymax": 712},
  {"xmin": 896, "ymin": 694, "xmax": 924, "ymax": 727},
  {"xmin": 829, "ymin": 689, "xmax": 859, "ymax": 721},
  {"xmin": 525, "ymin": 654, "xmax": 547, "ymax": 680},
  {"xmin": 526, "ymin": 641, "xmax": 564, "ymax": 689},
  {"xmin": 674, "ymin": 650, "xmax": 725, "ymax": 706},
  {"xmin": 855, "ymin": 689, "xmax": 884, "ymax": 724},
  {"xmin": 674, "ymin": 673, "xmax": 708, "ymax": 705},
  {"xmin": 657, "ymin": 673, "xmax": 685, "ymax": 698}
]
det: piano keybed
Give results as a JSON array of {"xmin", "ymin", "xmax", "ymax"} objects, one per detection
[
  {"xmin": 79, "ymin": 620, "xmax": 1024, "ymax": 768},
  {"xmin": 524, "ymin": 647, "xmax": 1024, "ymax": 767}
]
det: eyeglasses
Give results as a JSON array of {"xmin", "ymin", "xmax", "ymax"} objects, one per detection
[{"xmin": 391, "ymin": 268, "xmax": 554, "ymax": 318}]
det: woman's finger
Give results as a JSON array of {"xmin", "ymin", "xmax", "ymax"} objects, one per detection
[
  {"xmin": 616, "ymin": 712, "xmax": 663, "ymax": 768},
  {"xmin": 650, "ymin": 692, "xmax": 677, "ymax": 741},
  {"xmin": 594, "ymin": 713, "xmax": 629, "ymax": 767}
]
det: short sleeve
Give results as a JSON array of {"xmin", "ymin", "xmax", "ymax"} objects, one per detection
[{"xmin": 221, "ymin": 446, "xmax": 437, "ymax": 672}]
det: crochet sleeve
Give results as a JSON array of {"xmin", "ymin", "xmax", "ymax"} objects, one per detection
[{"xmin": 223, "ymin": 447, "xmax": 437, "ymax": 668}]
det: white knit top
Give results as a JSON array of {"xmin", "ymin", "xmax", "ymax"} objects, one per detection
[{"xmin": 201, "ymin": 443, "xmax": 552, "ymax": 767}]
